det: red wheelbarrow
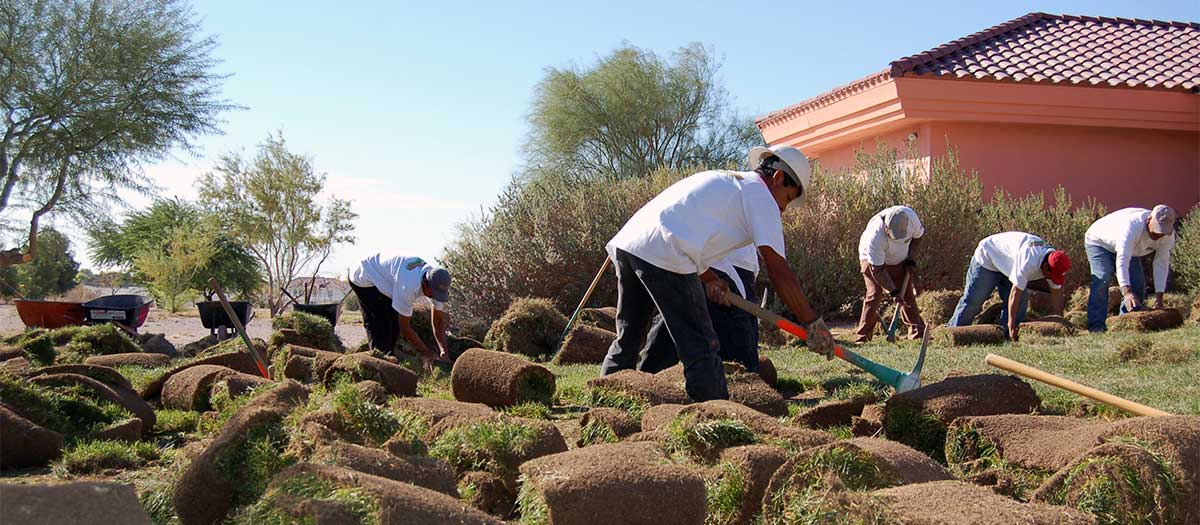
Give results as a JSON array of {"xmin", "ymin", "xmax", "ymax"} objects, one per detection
[{"xmin": 14, "ymin": 300, "xmax": 87, "ymax": 329}]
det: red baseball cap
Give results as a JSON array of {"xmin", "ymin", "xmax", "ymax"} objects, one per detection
[{"xmin": 1045, "ymin": 250, "xmax": 1070, "ymax": 286}]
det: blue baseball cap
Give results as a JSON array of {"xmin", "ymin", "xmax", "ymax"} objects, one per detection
[{"xmin": 424, "ymin": 267, "xmax": 451, "ymax": 302}]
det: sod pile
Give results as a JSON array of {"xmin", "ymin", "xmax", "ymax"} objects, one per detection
[
  {"xmin": 761, "ymin": 438, "xmax": 951, "ymax": 522},
  {"xmin": 517, "ymin": 441, "xmax": 706, "ymax": 525},
  {"xmin": 270, "ymin": 310, "xmax": 342, "ymax": 352},
  {"xmin": 322, "ymin": 353, "xmax": 418, "ymax": 398},
  {"xmin": 882, "ymin": 374, "xmax": 1040, "ymax": 462},
  {"xmin": 1108, "ymin": 308, "xmax": 1185, "ymax": 333},
  {"xmin": 311, "ymin": 440, "xmax": 457, "ymax": 496},
  {"xmin": 173, "ymin": 381, "xmax": 308, "ymax": 525},
  {"xmin": 589, "ymin": 370, "xmax": 690, "ymax": 406},
  {"xmin": 451, "ymin": 348, "xmax": 555, "ymax": 407},
  {"xmin": 936, "ymin": 325, "xmax": 1008, "ymax": 346},
  {"xmin": 483, "ymin": 297, "xmax": 567, "ymax": 358},
  {"xmin": 578, "ymin": 306, "xmax": 617, "ymax": 332},
  {"xmin": 241, "ymin": 462, "xmax": 503, "ymax": 525},
  {"xmin": 915, "ymin": 289, "xmax": 962, "ymax": 326},
  {"xmin": 0, "ymin": 481, "xmax": 153, "ymax": 524},
  {"xmin": 552, "ymin": 324, "xmax": 615, "ymax": 365},
  {"xmin": 84, "ymin": 352, "xmax": 171, "ymax": 368}
]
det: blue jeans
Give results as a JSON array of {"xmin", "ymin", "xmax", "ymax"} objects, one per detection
[
  {"xmin": 1086, "ymin": 245, "xmax": 1144, "ymax": 332},
  {"xmin": 948, "ymin": 259, "xmax": 1029, "ymax": 332}
]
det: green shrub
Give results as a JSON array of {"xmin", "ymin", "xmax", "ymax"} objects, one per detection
[
  {"xmin": 1174, "ymin": 204, "xmax": 1200, "ymax": 293},
  {"xmin": 53, "ymin": 439, "xmax": 162, "ymax": 474}
]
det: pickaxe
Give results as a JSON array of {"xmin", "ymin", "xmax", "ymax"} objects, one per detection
[
  {"xmin": 726, "ymin": 293, "xmax": 927, "ymax": 393},
  {"xmin": 879, "ymin": 270, "xmax": 912, "ymax": 344}
]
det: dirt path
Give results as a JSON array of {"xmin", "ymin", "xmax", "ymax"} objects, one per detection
[{"xmin": 0, "ymin": 304, "xmax": 368, "ymax": 348}]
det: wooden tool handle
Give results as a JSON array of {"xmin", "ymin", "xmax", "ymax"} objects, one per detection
[
  {"xmin": 559, "ymin": 257, "xmax": 612, "ymax": 344},
  {"xmin": 985, "ymin": 354, "xmax": 1169, "ymax": 417},
  {"xmin": 210, "ymin": 277, "xmax": 270, "ymax": 379}
]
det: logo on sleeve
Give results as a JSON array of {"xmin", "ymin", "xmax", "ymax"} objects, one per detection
[{"xmin": 405, "ymin": 258, "xmax": 426, "ymax": 271}]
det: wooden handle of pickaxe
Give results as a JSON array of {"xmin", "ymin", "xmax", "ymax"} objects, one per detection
[
  {"xmin": 210, "ymin": 277, "xmax": 271, "ymax": 379},
  {"xmin": 985, "ymin": 354, "xmax": 1169, "ymax": 417},
  {"xmin": 559, "ymin": 257, "xmax": 612, "ymax": 345}
]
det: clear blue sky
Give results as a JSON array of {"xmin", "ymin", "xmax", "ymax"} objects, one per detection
[{"xmin": 68, "ymin": 0, "xmax": 1199, "ymax": 275}]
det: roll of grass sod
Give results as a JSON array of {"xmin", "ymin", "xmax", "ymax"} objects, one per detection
[
  {"xmin": 483, "ymin": 297, "xmax": 567, "ymax": 358},
  {"xmin": 30, "ymin": 373, "xmax": 156, "ymax": 436},
  {"xmin": 279, "ymin": 344, "xmax": 343, "ymax": 383},
  {"xmin": 1020, "ymin": 320, "xmax": 1076, "ymax": 337},
  {"xmin": 428, "ymin": 415, "xmax": 568, "ymax": 479},
  {"xmin": 577, "ymin": 407, "xmax": 639, "ymax": 447},
  {"xmin": 657, "ymin": 363, "xmax": 787, "ymax": 417},
  {"xmin": 311, "ymin": 440, "xmax": 458, "ymax": 497},
  {"xmin": 161, "ymin": 365, "xmax": 239, "ymax": 411},
  {"xmin": 706, "ymin": 445, "xmax": 788, "ymax": 525},
  {"xmin": 173, "ymin": 381, "xmax": 308, "ymax": 525},
  {"xmin": 762, "ymin": 438, "xmax": 949, "ymax": 523},
  {"xmin": 552, "ymin": 324, "xmax": 615, "ymax": 365},
  {"xmin": 578, "ymin": 306, "xmax": 617, "ymax": 332},
  {"xmin": 459, "ymin": 470, "xmax": 517, "ymax": 518},
  {"xmin": 270, "ymin": 310, "xmax": 342, "ymax": 352},
  {"xmin": 793, "ymin": 394, "xmax": 879, "ymax": 429},
  {"xmin": 517, "ymin": 441, "xmax": 706, "ymax": 525},
  {"xmin": 0, "ymin": 403, "xmax": 65, "ymax": 468},
  {"xmin": 0, "ymin": 374, "xmax": 135, "ymax": 466},
  {"xmin": 1107, "ymin": 308, "xmax": 1185, "ymax": 333},
  {"xmin": 915, "ymin": 289, "xmax": 962, "ymax": 326},
  {"xmin": 391, "ymin": 397, "xmax": 496, "ymax": 426},
  {"xmin": 865, "ymin": 480, "xmax": 1094, "ymax": 525},
  {"xmin": 31, "ymin": 364, "xmax": 135, "ymax": 392},
  {"xmin": 322, "ymin": 353, "xmax": 418, "ymax": 398},
  {"xmin": 588, "ymin": 370, "xmax": 689, "ymax": 406},
  {"xmin": 757, "ymin": 356, "xmax": 777, "ymax": 388},
  {"xmin": 1034, "ymin": 441, "xmax": 1184, "ymax": 525},
  {"xmin": 936, "ymin": 325, "xmax": 1008, "ymax": 346},
  {"xmin": 451, "ymin": 349, "xmax": 555, "ymax": 407},
  {"xmin": 643, "ymin": 400, "xmax": 830, "ymax": 453},
  {"xmin": 883, "ymin": 374, "xmax": 1040, "ymax": 462},
  {"xmin": 141, "ymin": 352, "xmax": 264, "ymax": 400},
  {"xmin": 946, "ymin": 415, "xmax": 1111, "ymax": 473},
  {"xmin": 84, "ymin": 352, "xmax": 171, "ymax": 368}
]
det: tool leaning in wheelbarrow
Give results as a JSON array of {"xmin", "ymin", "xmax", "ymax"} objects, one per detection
[{"xmin": 725, "ymin": 291, "xmax": 928, "ymax": 393}]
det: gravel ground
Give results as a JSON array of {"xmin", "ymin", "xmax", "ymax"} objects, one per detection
[{"xmin": 0, "ymin": 303, "xmax": 368, "ymax": 348}]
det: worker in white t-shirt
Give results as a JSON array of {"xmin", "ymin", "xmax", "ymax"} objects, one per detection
[
  {"xmin": 601, "ymin": 145, "xmax": 835, "ymax": 402},
  {"xmin": 852, "ymin": 205, "xmax": 926, "ymax": 342},
  {"xmin": 948, "ymin": 232, "xmax": 1071, "ymax": 341},
  {"xmin": 349, "ymin": 253, "xmax": 452, "ymax": 363},
  {"xmin": 1083, "ymin": 205, "xmax": 1177, "ymax": 332},
  {"xmin": 638, "ymin": 245, "xmax": 762, "ymax": 374}
]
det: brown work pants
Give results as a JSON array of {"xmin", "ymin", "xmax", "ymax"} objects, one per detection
[{"xmin": 853, "ymin": 261, "xmax": 925, "ymax": 342}]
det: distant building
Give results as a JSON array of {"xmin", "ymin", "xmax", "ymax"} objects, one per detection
[
  {"xmin": 757, "ymin": 13, "xmax": 1200, "ymax": 213},
  {"xmin": 285, "ymin": 276, "xmax": 350, "ymax": 305}
]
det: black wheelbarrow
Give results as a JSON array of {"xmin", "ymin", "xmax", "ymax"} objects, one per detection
[
  {"xmin": 82, "ymin": 295, "xmax": 153, "ymax": 333},
  {"xmin": 196, "ymin": 300, "xmax": 254, "ymax": 340}
]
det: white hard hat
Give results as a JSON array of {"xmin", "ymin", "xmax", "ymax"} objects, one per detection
[{"xmin": 749, "ymin": 145, "xmax": 811, "ymax": 209}]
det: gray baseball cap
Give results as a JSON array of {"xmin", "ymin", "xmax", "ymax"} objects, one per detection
[
  {"xmin": 1149, "ymin": 205, "xmax": 1176, "ymax": 235},
  {"xmin": 884, "ymin": 208, "xmax": 910, "ymax": 240},
  {"xmin": 424, "ymin": 267, "xmax": 451, "ymax": 302}
]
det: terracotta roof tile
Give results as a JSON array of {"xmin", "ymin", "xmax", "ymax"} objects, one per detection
[{"xmin": 758, "ymin": 12, "xmax": 1199, "ymax": 126}]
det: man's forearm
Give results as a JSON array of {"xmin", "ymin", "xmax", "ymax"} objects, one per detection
[
  {"xmin": 907, "ymin": 237, "xmax": 922, "ymax": 260},
  {"xmin": 399, "ymin": 315, "xmax": 432, "ymax": 354},
  {"xmin": 763, "ymin": 252, "xmax": 817, "ymax": 324},
  {"xmin": 432, "ymin": 311, "xmax": 449, "ymax": 352}
]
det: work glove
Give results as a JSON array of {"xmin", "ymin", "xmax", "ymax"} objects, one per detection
[
  {"xmin": 901, "ymin": 258, "xmax": 917, "ymax": 269},
  {"xmin": 804, "ymin": 317, "xmax": 835, "ymax": 360}
]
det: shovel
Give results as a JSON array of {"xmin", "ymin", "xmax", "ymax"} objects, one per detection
[
  {"xmin": 209, "ymin": 277, "xmax": 271, "ymax": 379},
  {"xmin": 880, "ymin": 270, "xmax": 912, "ymax": 343},
  {"xmin": 726, "ymin": 292, "xmax": 927, "ymax": 393}
]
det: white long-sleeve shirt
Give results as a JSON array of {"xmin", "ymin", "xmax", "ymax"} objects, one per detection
[{"xmin": 1084, "ymin": 208, "xmax": 1175, "ymax": 293}]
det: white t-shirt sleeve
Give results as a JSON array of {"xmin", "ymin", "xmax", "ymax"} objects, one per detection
[
  {"xmin": 741, "ymin": 187, "xmax": 786, "ymax": 256},
  {"xmin": 1009, "ymin": 247, "xmax": 1038, "ymax": 290},
  {"xmin": 392, "ymin": 281, "xmax": 414, "ymax": 317}
]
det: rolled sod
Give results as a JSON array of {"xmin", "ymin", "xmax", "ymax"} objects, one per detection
[
  {"xmin": 1, "ymin": 345, "xmax": 26, "ymax": 361},
  {"xmin": 83, "ymin": 352, "xmax": 171, "ymax": 368},
  {"xmin": 92, "ymin": 417, "xmax": 142, "ymax": 442},
  {"xmin": 946, "ymin": 415, "xmax": 1111, "ymax": 473},
  {"xmin": 642, "ymin": 400, "xmax": 830, "ymax": 451},
  {"xmin": 354, "ymin": 380, "xmax": 389, "ymax": 404},
  {"xmin": 483, "ymin": 297, "xmax": 568, "ymax": 358},
  {"xmin": 459, "ymin": 470, "xmax": 517, "ymax": 517},
  {"xmin": 1095, "ymin": 415, "xmax": 1200, "ymax": 522},
  {"xmin": 451, "ymin": 348, "xmax": 555, "ymax": 407},
  {"xmin": 0, "ymin": 357, "xmax": 31, "ymax": 375},
  {"xmin": 391, "ymin": 397, "xmax": 496, "ymax": 426},
  {"xmin": 1, "ymin": 481, "xmax": 152, "ymax": 525},
  {"xmin": 578, "ymin": 306, "xmax": 617, "ymax": 332},
  {"xmin": 29, "ymin": 373, "xmax": 155, "ymax": 436},
  {"xmin": 251, "ymin": 463, "xmax": 503, "ymax": 525},
  {"xmin": 426, "ymin": 415, "xmax": 568, "ymax": 476},
  {"xmin": 136, "ymin": 333, "xmax": 176, "ymax": 356},
  {"xmin": 1108, "ymin": 308, "xmax": 1185, "ymax": 333},
  {"xmin": 30, "ymin": 363, "xmax": 134, "ymax": 393},
  {"xmin": 160, "ymin": 364, "xmax": 240, "ymax": 411},
  {"xmin": 936, "ymin": 325, "xmax": 1008, "ymax": 346},
  {"xmin": 312, "ymin": 440, "xmax": 458, "ymax": 497},
  {"xmin": 173, "ymin": 381, "xmax": 308, "ymax": 525},
  {"xmin": 711, "ymin": 445, "xmax": 788, "ymax": 525},
  {"xmin": 657, "ymin": 362, "xmax": 787, "ymax": 416},
  {"xmin": 589, "ymin": 369, "xmax": 689, "ymax": 406},
  {"xmin": 757, "ymin": 356, "xmax": 777, "ymax": 387},
  {"xmin": 793, "ymin": 394, "xmax": 879, "ymax": 429},
  {"xmin": 1034, "ymin": 442, "xmax": 1186, "ymax": 525},
  {"xmin": 518, "ymin": 441, "xmax": 707, "ymax": 525},
  {"xmin": 883, "ymin": 374, "xmax": 1040, "ymax": 462},
  {"xmin": 0, "ymin": 403, "xmax": 64, "ymax": 468},
  {"xmin": 974, "ymin": 301, "xmax": 1004, "ymax": 325},
  {"xmin": 279, "ymin": 344, "xmax": 343, "ymax": 383},
  {"xmin": 552, "ymin": 324, "xmax": 615, "ymax": 365},
  {"xmin": 1019, "ymin": 320, "xmax": 1076, "ymax": 337},
  {"xmin": 140, "ymin": 352, "xmax": 264, "ymax": 399},
  {"xmin": 915, "ymin": 289, "xmax": 962, "ymax": 326},
  {"xmin": 871, "ymin": 480, "xmax": 1094, "ymax": 524},
  {"xmin": 322, "ymin": 353, "xmax": 418, "ymax": 398},
  {"xmin": 762, "ymin": 438, "xmax": 953, "ymax": 522},
  {"xmin": 579, "ymin": 407, "xmax": 640, "ymax": 440}
]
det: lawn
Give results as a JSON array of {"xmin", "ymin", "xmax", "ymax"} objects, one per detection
[{"xmin": 548, "ymin": 324, "xmax": 1200, "ymax": 417}]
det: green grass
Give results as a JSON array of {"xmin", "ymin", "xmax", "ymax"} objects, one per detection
[
  {"xmin": 515, "ymin": 475, "xmax": 550, "ymax": 525},
  {"xmin": 429, "ymin": 419, "xmax": 539, "ymax": 476},
  {"xmin": 705, "ymin": 461, "xmax": 747, "ymax": 525},
  {"xmin": 944, "ymin": 426, "xmax": 1053, "ymax": 500},
  {"xmin": 555, "ymin": 385, "xmax": 650, "ymax": 420},
  {"xmin": 233, "ymin": 473, "xmax": 380, "ymax": 525},
  {"xmin": 116, "ymin": 364, "xmax": 174, "ymax": 394},
  {"xmin": 213, "ymin": 419, "xmax": 296, "ymax": 508},
  {"xmin": 52, "ymin": 439, "xmax": 164, "ymax": 475},
  {"xmin": 503, "ymin": 401, "xmax": 552, "ymax": 420},
  {"xmin": 577, "ymin": 419, "xmax": 619, "ymax": 447},
  {"xmin": 664, "ymin": 416, "xmax": 755, "ymax": 462},
  {"xmin": 1044, "ymin": 440, "xmax": 1182, "ymax": 525},
  {"xmin": 55, "ymin": 323, "xmax": 141, "ymax": 363},
  {"xmin": 882, "ymin": 404, "xmax": 950, "ymax": 463},
  {"xmin": 154, "ymin": 409, "xmax": 200, "ymax": 434},
  {"xmin": 0, "ymin": 375, "xmax": 131, "ymax": 439}
]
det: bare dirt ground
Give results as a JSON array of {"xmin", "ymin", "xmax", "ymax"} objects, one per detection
[{"xmin": 0, "ymin": 304, "xmax": 368, "ymax": 348}]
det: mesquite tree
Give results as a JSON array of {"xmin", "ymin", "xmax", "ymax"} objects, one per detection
[
  {"xmin": 0, "ymin": 0, "xmax": 232, "ymax": 267},
  {"xmin": 199, "ymin": 132, "xmax": 356, "ymax": 316}
]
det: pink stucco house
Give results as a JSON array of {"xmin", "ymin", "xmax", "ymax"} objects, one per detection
[{"xmin": 757, "ymin": 13, "xmax": 1200, "ymax": 214}]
